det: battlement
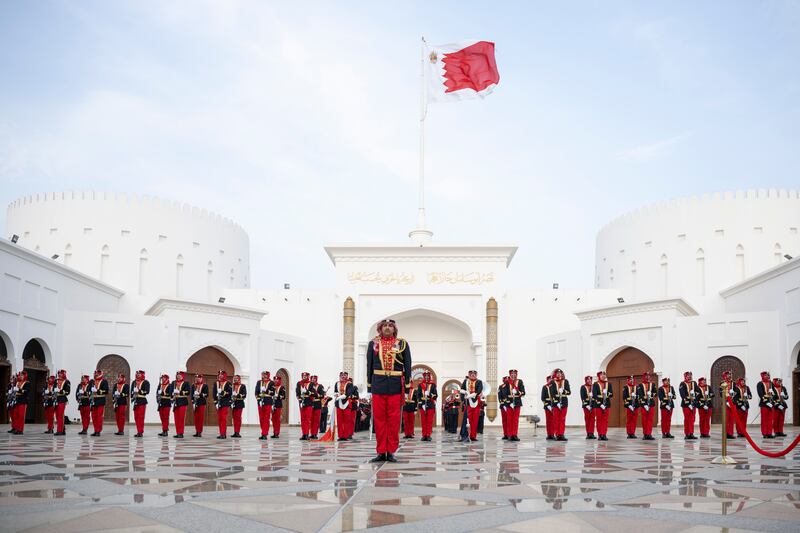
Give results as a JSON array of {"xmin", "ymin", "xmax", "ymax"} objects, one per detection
[
  {"xmin": 7, "ymin": 191, "xmax": 247, "ymax": 235},
  {"xmin": 598, "ymin": 189, "xmax": 800, "ymax": 237}
]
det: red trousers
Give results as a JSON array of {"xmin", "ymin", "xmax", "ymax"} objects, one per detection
[
  {"xmin": 544, "ymin": 407, "xmax": 554, "ymax": 436},
  {"xmin": 115, "ymin": 405, "xmax": 127, "ymax": 433},
  {"xmin": 760, "ymin": 407, "xmax": 773, "ymax": 436},
  {"xmin": 660, "ymin": 408, "xmax": 672, "ymax": 434},
  {"xmin": 232, "ymin": 408, "xmax": 243, "ymax": 434},
  {"xmin": 56, "ymin": 403, "xmax": 66, "ymax": 433},
  {"xmin": 300, "ymin": 405, "xmax": 313, "ymax": 435},
  {"xmin": 725, "ymin": 406, "xmax": 734, "ymax": 435},
  {"xmin": 553, "ymin": 406, "xmax": 567, "ymax": 436},
  {"xmin": 420, "ymin": 406, "xmax": 435, "ymax": 437},
  {"xmin": 348, "ymin": 409, "xmax": 357, "ymax": 438},
  {"xmin": 173, "ymin": 405, "xmax": 187, "ymax": 435},
  {"xmin": 11, "ymin": 404, "xmax": 27, "ymax": 432},
  {"xmin": 158, "ymin": 407, "xmax": 170, "ymax": 431},
  {"xmin": 467, "ymin": 405, "xmax": 480, "ymax": 439},
  {"xmin": 402, "ymin": 410, "xmax": 416, "ymax": 436},
  {"xmin": 682, "ymin": 407, "xmax": 696, "ymax": 436},
  {"xmin": 45, "ymin": 406, "xmax": 55, "ymax": 430},
  {"xmin": 271, "ymin": 407, "xmax": 282, "ymax": 436},
  {"xmin": 373, "ymin": 393, "xmax": 402, "ymax": 454},
  {"xmin": 500, "ymin": 407, "xmax": 508, "ymax": 436},
  {"xmin": 217, "ymin": 406, "xmax": 229, "ymax": 436},
  {"xmin": 193, "ymin": 405, "xmax": 206, "ymax": 434},
  {"xmin": 641, "ymin": 406, "xmax": 655, "ymax": 436},
  {"xmin": 79, "ymin": 406, "xmax": 90, "ymax": 431},
  {"xmin": 133, "ymin": 404, "xmax": 145, "ymax": 434},
  {"xmin": 311, "ymin": 408, "xmax": 321, "ymax": 436},
  {"xmin": 625, "ymin": 407, "xmax": 638, "ymax": 435},
  {"xmin": 91, "ymin": 405, "xmax": 105, "ymax": 433},
  {"xmin": 258, "ymin": 404, "xmax": 272, "ymax": 436},
  {"xmin": 508, "ymin": 406, "xmax": 521, "ymax": 437},
  {"xmin": 583, "ymin": 407, "xmax": 595, "ymax": 434},
  {"xmin": 773, "ymin": 408, "xmax": 785, "ymax": 434},
  {"xmin": 337, "ymin": 407, "xmax": 350, "ymax": 438},
  {"xmin": 594, "ymin": 405, "xmax": 610, "ymax": 435},
  {"xmin": 699, "ymin": 407, "xmax": 712, "ymax": 436}
]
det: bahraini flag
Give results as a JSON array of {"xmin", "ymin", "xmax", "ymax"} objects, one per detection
[{"xmin": 426, "ymin": 40, "xmax": 500, "ymax": 103}]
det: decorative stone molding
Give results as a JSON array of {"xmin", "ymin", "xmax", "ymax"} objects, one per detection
[
  {"xmin": 485, "ymin": 297, "xmax": 498, "ymax": 422},
  {"xmin": 576, "ymin": 298, "xmax": 698, "ymax": 321},
  {"xmin": 343, "ymin": 297, "xmax": 355, "ymax": 375},
  {"xmin": 145, "ymin": 298, "xmax": 266, "ymax": 321}
]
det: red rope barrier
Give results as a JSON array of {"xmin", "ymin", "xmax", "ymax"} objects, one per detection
[{"xmin": 725, "ymin": 397, "xmax": 800, "ymax": 458}]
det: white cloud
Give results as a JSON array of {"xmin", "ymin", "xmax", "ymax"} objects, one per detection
[{"xmin": 616, "ymin": 132, "xmax": 691, "ymax": 162}]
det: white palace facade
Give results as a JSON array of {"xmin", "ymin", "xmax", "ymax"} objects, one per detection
[{"xmin": 1, "ymin": 189, "xmax": 799, "ymax": 430}]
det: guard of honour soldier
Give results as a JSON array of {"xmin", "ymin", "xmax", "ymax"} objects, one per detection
[{"xmin": 3, "ymin": 324, "xmax": 792, "ymax": 446}]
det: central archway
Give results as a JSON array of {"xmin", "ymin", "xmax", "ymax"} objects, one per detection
[
  {"xmin": 23, "ymin": 339, "xmax": 50, "ymax": 424},
  {"xmin": 186, "ymin": 346, "xmax": 235, "ymax": 428},
  {"xmin": 604, "ymin": 346, "xmax": 656, "ymax": 428},
  {"xmin": 276, "ymin": 368, "xmax": 290, "ymax": 425},
  {"xmin": 710, "ymin": 355, "xmax": 745, "ymax": 424},
  {"xmin": 367, "ymin": 308, "xmax": 474, "ymax": 391}
]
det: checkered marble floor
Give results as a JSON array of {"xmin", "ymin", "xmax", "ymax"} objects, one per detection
[{"xmin": 0, "ymin": 424, "xmax": 798, "ymax": 533}]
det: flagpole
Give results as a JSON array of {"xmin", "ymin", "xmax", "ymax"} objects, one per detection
[{"xmin": 409, "ymin": 36, "xmax": 433, "ymax": 244}]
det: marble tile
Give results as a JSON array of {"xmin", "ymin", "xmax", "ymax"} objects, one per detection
[{"xmin": 0, "ymin": 424, "xmax": 798, "ymax": 532}]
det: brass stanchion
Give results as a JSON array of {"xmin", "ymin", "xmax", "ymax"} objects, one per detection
[{"xmin": 712, "ymin": 382, "xmax": 736, "ymax": 464}]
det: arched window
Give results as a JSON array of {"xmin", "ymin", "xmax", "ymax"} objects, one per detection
[
  {"xmin": 736, "ymin": 244, "xmax": 745, "ymax": 281},
  {"xmin": 660, "ymin": 254, "xmax": 668, "ymax": 296},
  {"xmin": 64, "ymin": 244, "xmax": 72, "ymax": 266},
  {"xmin": 100, "ymin": 245, "xmax": 110, "ymax": 281},
  {"xmin": 630, "ymin": 261, "xmax": 637, "ymax": 299},
  {"xmin": 176, "ymin": 254, "xmax": 184, "ymax": 297},
  {"xmin": 696, "ymin": 248, "xmax": 705, "ymax": 296},
  {"xmin": 138, "ymin": 249, "xmax": 148, "ymax": 295},
  {"xmin": 229, "ymin": 268, "xmax": 235, "ymax": 288},
  {"xmin": 774, "ymin": 243, "xmax": 783, "ymax": 265},
  {"xmin": 609, "ymin": 268, "xmax": 615, "ymax": 284},
  {"xmin": 207, "ymin": 261, "xmax": 214, "ymax": 301}
]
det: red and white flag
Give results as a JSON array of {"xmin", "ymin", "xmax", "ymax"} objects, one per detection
[{"xmin": 426, "ymin": 40, "xmax": 500, "ymax": 103}]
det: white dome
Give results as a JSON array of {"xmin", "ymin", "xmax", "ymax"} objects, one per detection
[
  {"xmin": 6, "ymin": 191, "xmax": 250, "ymax": 311},
  {"xmin": 595, "ymin": 189, "xmax": 800, "ymax": 311}
]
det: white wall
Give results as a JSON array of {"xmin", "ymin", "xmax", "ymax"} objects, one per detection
[{"xmin": 0, "ymin": 240, "xmax": 121, "ymax": 381}]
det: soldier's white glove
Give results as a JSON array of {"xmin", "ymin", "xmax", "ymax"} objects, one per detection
[
  {"xmin": 628, "ymin": 405, "xmax": 635, "ymax": 412},
  {"xmin": 703, "ymin": 405, "xmax": 708, "ymax": 410},
  {"xmin": 765, "ymin": 402, "xmax": 773, "ymax": 408},
  {"xmin": 113, "ymin": 391, "xmax": 119, "ymax": 397},
  {"xmin": 601, "ymin": 405, "xmax": 606, "ymax": 410},
  {"xmin": 644, "ymin": 405, "xmax": 649, "ymax": 412},
  {"xmin": 778, "ymin": 405, "xmax": 785, "ymax": 411},
  {"xmin": 558, "ymin": 388, "xmax": 564, "ymax": 394},
  {"xmin": 665, "ymin": 406, "xmax": 671, "ymax": 411},
  {"xmin": 546, "ymin": 405, "xmax": 553, "ymax": 411}
]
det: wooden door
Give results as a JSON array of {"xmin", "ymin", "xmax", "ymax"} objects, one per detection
[
  {"xmin": 276, "ymin": 368, "xmax": 290, "ymax": 424},
  {"xmin": 186, "ymin": 347, "xmax": 234, "ymax": 428},
  {"xmin": 710, "ymin": 356, "xmax": 745, "ymax": 424},
  {"xmin": 605, "ymin": 347, "xmax": 655, "ymax": 428},
  {"xmin": 96, "ymin": 354, "xmax": 130, "ymax": 421}
]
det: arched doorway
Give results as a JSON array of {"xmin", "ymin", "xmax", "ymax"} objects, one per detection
[
  {"xmin": 22, "ymin": 339, "xmax": 49, "ymax": 423},
  {"xmin": 411, "ymin": 364, "xmax": 437, "ymax": 428},
  {"xmin": 186, "ymin": 347, "xmax": 235, "ymax": 428},
  {"xmin": 710, "ymin": 355, "xmax": 745, "ymax": 424},
  {"xmin": 276, "ymin": 368, "xmax": 290, "ymax": 425},
  {"xmin": 604, "ymin": 347, "xmax": 656, "ymax": 428},
  {"xmin": 96, "ymin": 354, "xmax": 131, "ymax": 421},
  {"xmin": 0, "ymin": 331, "xmax": 11, "ymax": 424},
  {"xmin": 441, "ymin": 379, "xmax": 463, "ymax": 428}
]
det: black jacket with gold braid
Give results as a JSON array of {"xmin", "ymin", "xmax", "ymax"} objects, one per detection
[{"xmin": 366, "ymin": 336, "xmax": 412, "ymax": 395}]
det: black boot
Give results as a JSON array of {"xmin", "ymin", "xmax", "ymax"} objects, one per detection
[
  {"xmin": 370, "ymin": 453, "xmax": 387, "ymax": 463},
  {"xmin": 385, "ymin": 453, "xmax": 398, "ymax": 463}
]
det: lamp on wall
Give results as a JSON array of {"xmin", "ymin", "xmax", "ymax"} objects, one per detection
[
  {"xmin": 218, "ymin": 297, "xmax": 226, "ymax": 303},
  {"xmin": 552, "ymin": 283, "xmax": 559, "ymax": 289},
  {"xmin": 51, "ymin": 254, "xmax": 59, "ymax": 260},
  {"xmin": 283, "ymin": 283, "xmax": 290, "ymax": 290},
  {"xmin": 10, "ymin": 234, "xmax": 19, "ymax": 243},
  {"xmin": 785, "ymin": 254, "xmax": 793, "ymax": 260},
  {"xmin": 617, "ymin": 297, "xmax": 625, "ymax": 303}
]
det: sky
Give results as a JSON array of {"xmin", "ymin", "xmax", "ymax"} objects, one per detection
[{"xmin": 1, "ymin": 1, "xmax": 798, "ymax": 290}]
